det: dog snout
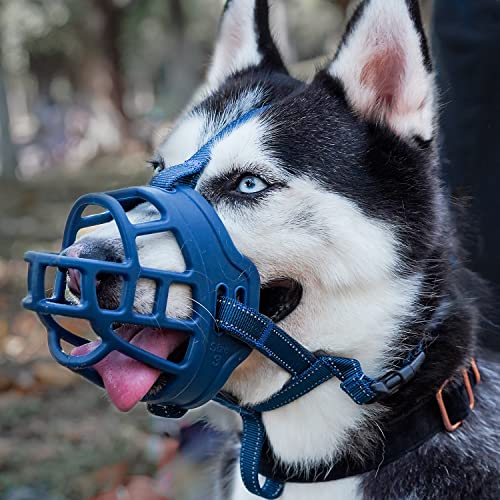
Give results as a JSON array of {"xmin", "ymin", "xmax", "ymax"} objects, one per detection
[
  {"xmin": 64, "ymin": 239, "xmax": 124, "ymax": 263},
  {"xmin": 63, "ymin": 239, "xmax": 123, "ymax": 307}
]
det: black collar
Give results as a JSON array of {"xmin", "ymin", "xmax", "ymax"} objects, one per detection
[{"xmin": 258, "ymin": 362, "xmax": 480, "ymax": 483}]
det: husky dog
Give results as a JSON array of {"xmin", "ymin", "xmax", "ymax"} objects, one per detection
[{"xmin": 65, "ymin": 0, "xmax": 499, "ymax": 498}]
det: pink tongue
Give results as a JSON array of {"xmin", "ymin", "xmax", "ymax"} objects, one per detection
[{"xmin": 71, "ymin": 326, "xmax": 185, "ymax": 412}]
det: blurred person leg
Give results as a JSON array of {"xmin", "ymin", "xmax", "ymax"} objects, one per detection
[{"xmin": 433, "ymin": 0, "xmax": 500, "ymax": 350}]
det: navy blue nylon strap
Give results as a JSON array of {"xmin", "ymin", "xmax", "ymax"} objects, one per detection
[
  {"xmin": 150, "ymin": 106, "xmax": 270, "ymax": 191},
  {"xmin": 215, "ymin": 395, "xmax": 285, "ymax": 499},
  {"xmin": 216, "ymin": 297, "xmax": 377, "ymax": 404},
  {"xmin": 213, "ymin": 357, "xmax": 375, "ymax": 498},
  {"xmin": 150, "ymin": 146, "xmax": 211, "ymax": 189},
  {"xmin": 217, "ymin": 296, "xmax": 316, "ymax": 376},
  {"xmin": 252, "ymin": 356, "xmax": 374, "ymax": 411},
  {"xmin": 212, "ymin": 298, "xmax": 382, "ymax": 498}
]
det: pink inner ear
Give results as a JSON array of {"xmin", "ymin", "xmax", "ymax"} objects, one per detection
[{"xmin": 360, "ymin": 46, "xmax": 405, "ymax": 111}]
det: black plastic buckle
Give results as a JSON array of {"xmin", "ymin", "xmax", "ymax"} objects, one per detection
[
  {"xmin": 147, "ymin": 403, "xmax": 187, "ymax": 419},
  {"xmin": 370, "ymin": 351, "xmax": 426, "ymax": 401}
]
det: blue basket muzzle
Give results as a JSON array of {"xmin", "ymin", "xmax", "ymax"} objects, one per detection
[{"xmin": 23, "ymin": 184, "xmax": 260, "ymax": 409}]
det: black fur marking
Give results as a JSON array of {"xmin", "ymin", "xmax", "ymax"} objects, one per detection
[
  {"xmin": 406, "ymin": 0, "xmax": 433, "ymax": 72},
  {"xmin": 261, "ymin": 76, "xmax": 438, "ymax": 263},
  {"xmin": 220, "ymin": 0, "xmax": 287, "ymax": 74},
  {"xmin": 193, "ymin": 69, "xmax": 300, "ymax": 126},
  {"xmin": 254, "ymin": 0, "xmax": 287, "ymax": 72}
]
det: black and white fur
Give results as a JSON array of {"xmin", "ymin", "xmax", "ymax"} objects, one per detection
[{"xmin": 68, "ymin": 1, "xmax": 500, "ymax": 498}]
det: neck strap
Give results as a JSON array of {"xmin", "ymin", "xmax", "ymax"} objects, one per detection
[{"xmin": 258, "ymin": 361, "xmax": 480, "ymax": 483}]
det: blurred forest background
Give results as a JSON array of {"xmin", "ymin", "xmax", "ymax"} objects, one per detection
[{"xmin": 0, "ymin": 0, "xmax": 442, "ymax": 499}]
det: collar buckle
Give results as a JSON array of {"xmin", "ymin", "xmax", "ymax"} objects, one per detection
[{"xmin": 370, "ymin": 351, "xmax": 426, "ymax": 401}]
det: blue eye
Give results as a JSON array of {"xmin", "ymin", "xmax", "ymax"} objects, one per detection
[{"xmin": 236, "ymin": 175, "xmax": 269, "ymax": 194}]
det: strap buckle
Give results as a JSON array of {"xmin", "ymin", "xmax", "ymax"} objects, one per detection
[
  {"xmin": 370, "ymin": 351, "xmax": 426, "ymax": 401},
  {"xmin": 436, "ymin": 358, "xmax": 480, "ymax": 432}
]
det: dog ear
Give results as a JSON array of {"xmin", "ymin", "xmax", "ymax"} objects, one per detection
[
  {"xmin": 320, "ymin": 0, "xmax": 435, "ymax": 141},
  {"xmin": 206, "ymin": 0, "xmax": 288, "ymax": 89}
]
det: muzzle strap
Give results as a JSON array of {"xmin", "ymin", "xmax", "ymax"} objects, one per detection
[
  {"xmin": 216, "ymin": 296, "xmax": 316, "ymax": 375},
  {"xmin": 215, "ymin": 394, "xmax": 285, "ymax": 499},
  {"xmin": 150, "ymin": 106, "xmax": 270, "ymax": 191},
  {"xmin": 216, "ymin": 296, "xmax": 378, "ymax": 404},
  {"xmin": 213, "ymin": 297, "xmax": 382, "ymax": 498},
  {"xmin": 149, "ymin": 149, "xmax": 210, "ymax": 190},
  {"xmin": 213, "ymin": 354, "xmax": 377, "ymax": 498},
  {"xmin": 148, "ymin": 295, "xmax": 428, "ymax": 498}
]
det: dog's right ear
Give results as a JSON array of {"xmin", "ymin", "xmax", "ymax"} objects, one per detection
[
  {"xmin": 317, "ymin": 0, "xmax": 435, "ymax": 142},
  {"xmin": 206, "ymin": 0, "xmax": 288, "ymax": 90}
]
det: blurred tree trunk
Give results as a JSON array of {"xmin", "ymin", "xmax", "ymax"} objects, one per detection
[
  {"xmin": 161, "ymin": 0, "xmax": 201, "ymax": 113},
  {"xmin": 0, "ymin": 65, "xmax": 17, "ymax": 179},
  {"xmin": 90, "ymin": 0, "xmax": 131, "ymax": 138}
]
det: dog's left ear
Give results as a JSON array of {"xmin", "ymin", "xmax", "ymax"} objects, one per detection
[
  {"xmin": 320, "ymin": 0, "xmax": 434, "ymax": 141},
  {"xmin": 206, "ymin": 0, "xmax": 288, "ymax": 90}
]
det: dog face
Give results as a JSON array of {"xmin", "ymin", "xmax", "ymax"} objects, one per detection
[{"xmin": 66, "ymin": 0, "xmax": 440, "ymax": 410}]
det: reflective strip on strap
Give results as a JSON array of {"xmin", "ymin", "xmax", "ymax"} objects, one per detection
[
  {"xmin": 216, "ymin": 296, "xmax": 316, "ymax": 375},
  {"xmin": 216, "ymin": 296, "xmax": 377, "ymax": 405},
  {"xmin": 215, "ymin": 394, "xmax": 284, "ymax": 499}
]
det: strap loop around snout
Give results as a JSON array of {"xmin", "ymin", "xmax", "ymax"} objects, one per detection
[{"xmin": 149, "ymin": 105, "xmax": 270, "ymax": 192}]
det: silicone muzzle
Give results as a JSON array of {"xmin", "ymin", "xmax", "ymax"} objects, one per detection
[{"xmin": 23, "ymin": 185, "xmax": 260, "ymax": 409}]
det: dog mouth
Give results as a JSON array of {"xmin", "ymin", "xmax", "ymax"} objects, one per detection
[
  {"xmin": 149, "ymin": 279, "xmax": 303, "ymax": 404},
  {"xmin": 69, "ymin": 278, "xmax": 301, "ymax": 412},
  {"xmin": 70, "ymin": 324, "xmax": 189, "ymax": 412},
  {"xmin": 259, "ymin": 278, "xmax": 303, "ymax": 323}
]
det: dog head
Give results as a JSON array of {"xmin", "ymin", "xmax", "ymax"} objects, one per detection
[{"xmin": 66, "ymin": 0, "xmax": 441, "ymax": 417}]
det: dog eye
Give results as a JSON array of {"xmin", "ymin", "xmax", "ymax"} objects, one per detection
[{"xmin": 236, "ymin": 175, "xmax": 269, "ymax": 194}]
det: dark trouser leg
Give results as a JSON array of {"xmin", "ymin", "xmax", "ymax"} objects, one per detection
[{"xmin": 433, "ymin": 0, "xmax": 500, "ymax": 350}]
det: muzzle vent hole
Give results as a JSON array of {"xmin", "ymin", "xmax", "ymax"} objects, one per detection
[
  {"xmin": 134, "ymin": 278, "xmax": 158, "ymax": 315},
  {"xmin": 236, "ymin": 287, "xmax": 246, "ymax": 303},
  {"xmin": 136, "ymin": 232, "xmax": 186, "ymax": 273},
  {"xmin": 76, "ymin": 205, "xmax": 113, "ymax": 240},
  {"xmin": 44, "ymin": 266, "xmax": 59, "ymax": 299},
  {"xmin": 166, "ymin": 283, "xmax": 193, "ymax": 320},
  {"xmin": 52, "ymin": 316, "xmax": 99, "ymax": 354},
  {"xmin": 124, "ymin": 199, "xmax": 162, "ymax": 222},
  {"xmin": 95, "ymin": 272, "xmax": 124, "ymax": 311},
  {"xmin": 81, "ymin": 204, "xmax": 108, "ymax": 217}
]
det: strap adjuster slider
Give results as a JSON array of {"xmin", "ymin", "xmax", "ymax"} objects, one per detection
[{"xmin": 436, "ymin": 358, "xmax": 481, "ymax": 432}]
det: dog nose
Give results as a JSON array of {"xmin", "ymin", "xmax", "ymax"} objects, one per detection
[{"xmin": 63, "ymin": 239, "xmax": 123, "ymax": 299}]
